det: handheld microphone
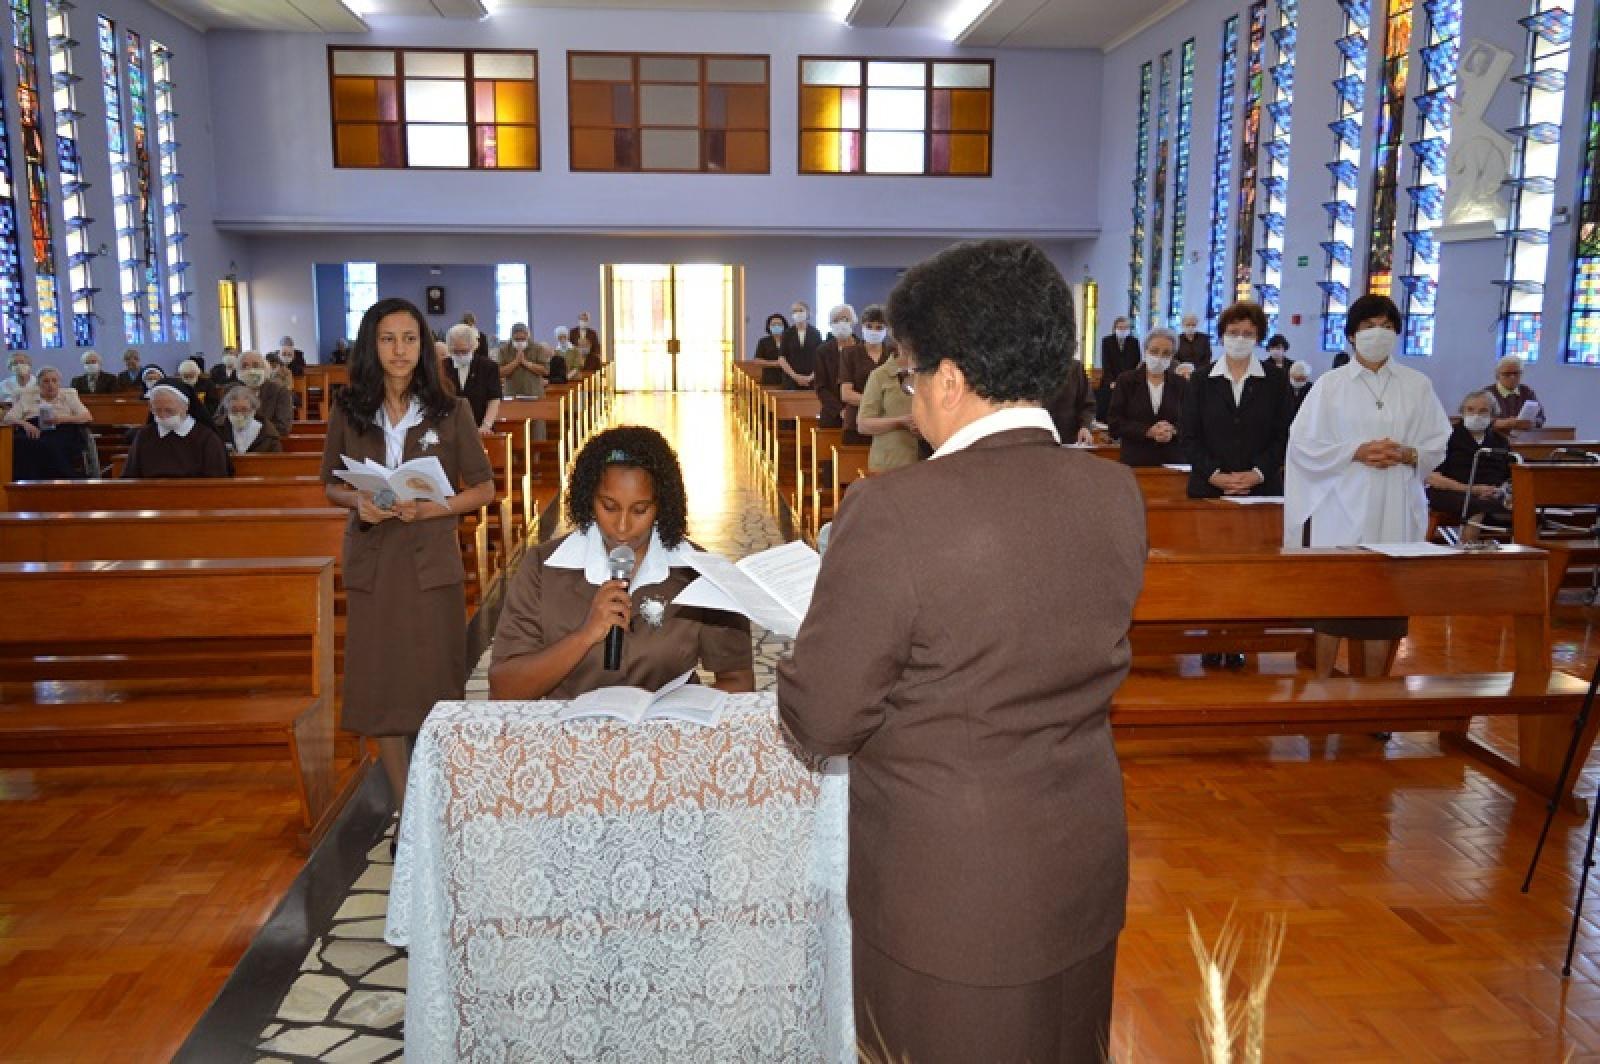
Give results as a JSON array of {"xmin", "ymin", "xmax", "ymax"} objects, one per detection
[{"xmin": 603, "ymin": 544, "xmax": 635, "ymax": 671}]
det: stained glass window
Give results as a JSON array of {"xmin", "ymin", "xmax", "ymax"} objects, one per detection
[
  {"xmin": 1166, "ymin": 38, "xmax": 1196, "ymax": 328},
  {"xmin": 1395, "ymin": 0, "xmax": 1460, "ymax": 356},
  {"xmin": 1564, "ymin": 12, "xmax": 1600, "ymax": 365},
  {"xmin": 218, "ymin": 278, "xmax": 239, "ymax": 352},
  {"xmin": 46, "ymin": 0, "xmax": 91, "ymax": 346},
  {"xmin": 799, "ymin": 57, "xmax": 989, "ymax": 176},
  {"xmin": 1321, "ymin": 0, "xmax": 1370, "ymax": 352},
  {"xmin": 1254, "ymin": 0, "xmax": 1297, "ymax": 329},
  {"xmin": 125, "ymin": 29, "xmax": 163, "ymax": 343},
  {"xmin": 99, "ymin": 16, "xmax": 140, "ymax": 342},
  {"xmin": 1365, "ymin": 0, "xmax": 1414, "ymax": 300},
  {"xmin": 0, "ymin": 45, "xmax": 25, "ymax": 349},
  {"xmin": 1206, "ymin": 16, "xmax": 1240, "ymax": 336},
  {"xmin": 1148, "ymin": 52, "xmax": 1174, "ymax": 325},
  {"xmin": 331, "ymin": 48, "xmax": 539, "ymax": 169},
  {"xmin": 495, "ymin": 263, "xmax": 529, "ymax": 346},
  {"xmin": 344, "ymin": 262, "xmax": 377, "ymax": 343},
  {"xmin": 1232, "ymin": 2, "xmax": 1268, "ymax": 304},
  {"xmin": 1129, "ymin": 61, "xmax": 1152, "ymax": 330},
  {"xmin": 579, "ymin": 52, "xmax": 769, "ymax": 173},
  {"xmin": 150, "ymin": 43, "xmax": 189, "ymax": 342},
  {"xmin": 1498, "ymin": 1, "xmax": 1575, "ymax": 361},
  {"xmin": 12, "ymin": 0, "xmax": 61, "ymax": 347}
]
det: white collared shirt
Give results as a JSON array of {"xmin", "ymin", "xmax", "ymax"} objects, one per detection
[
  {"xmin": 931, "ymin": 406, "xmax": 1059, "ymax": 459},
  {"xmin": 382, "ymin": 397, "xmax": 424, "ymax": 468},
  {"xmin": 232, "ymin": 417, "xmax": 262, "ymax": 453},
  {"xmin": 1146, "ymin": 376, "xmax": 1165, "ymax": 414},
  {"xmin": 543, "ymin": 522, "xmax": 703, "ymax": 593},
  {"xmin": 1209, "ymin": 354, "xmax": 1266, "ymax": 405},
  {"xmin": 158, "ymin": 415, "xmax": 196, "ymax": 438}
]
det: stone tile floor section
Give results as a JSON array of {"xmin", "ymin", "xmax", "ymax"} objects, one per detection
[{"xmin": 254, "ymin": 433, "xmax": 789, "ymax": 1061}]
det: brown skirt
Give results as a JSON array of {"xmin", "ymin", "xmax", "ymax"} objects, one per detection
[{"xmin": 1314, "ymin": 616, "xmax": 1409, "ymax": 640}]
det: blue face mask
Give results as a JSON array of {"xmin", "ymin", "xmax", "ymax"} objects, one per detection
[{"xmin": 770, "ymin": 324, "xmax": 785, "ymax": 337}]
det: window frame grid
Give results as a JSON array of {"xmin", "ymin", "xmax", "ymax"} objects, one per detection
[
  {"xmin": 569, "ymin": 51, "xmax": 770, "ymax": 175},
  {"xmin": 1129, "ymin": 61, "xmax": 1153, "ymax": 331},
  {"xmin": 1320, "ymin": 0, "xmax": 1371, "ymax": 353},
  {"xmin": 1396, "ymin": 0, "xmax": 1461, "ymax": 358},
  {"xmin": 343, "ymin": 262, "xmax": 377, "ymax": 344},
  {"xmin": 125, "ymin": 27, "xmax": 165, "ymax": 344},
  {"xmin": 46, "ymin": 0, "xmax": 92, "ymax": 347},
  {"xmin": 12, "ymin": 0, "xmax": 62, "ymax": 348},
  {"xmin": 98, "ymin": 14, "xmax": 141, "ymax": 343},
  {"xmin": 1166, "ymin": 38, "xmax": 1196, "ymax": 329},
  {"xmin": 494, "ymin": 262, "xmax": 529, "ymax": 347},
  {"xmin": 1148, "ymin": 50, "xmax": 1175, "ymax": 326},
  {"xmin": 1564, "ymin": 9, "xmax": 1600, "ymax": 365},
  {"xmin": 150, "ymin": 41, "xmax": 189, "ymax": 343},
  {"xmin": 1232, "ymin": 1, "xmax": 1269, "ymax": 305},
  {"xmin": 1364, "ymin": 0, "xmax": 1416, "ymax": 302},
  {"xmin": 796, "ymin": 55, "xmax": 994, "ymax": 178},
  {"xmin": 327, "ymin": 46, "xmax": 541, "ymax": 171},
  {"xmin": 1206, "ymin": 15, "xmax": 1241, "ymax": 337},
  {"xmin": 1255, "ymin": 0, "xmax": 1298, "ymax": 333}
]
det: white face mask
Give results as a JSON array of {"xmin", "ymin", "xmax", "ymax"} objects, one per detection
[
  {"xmin": 181, "ymin": 373, "xmax": 199, "ymax": 385},
  {"xmin": 512, "ymin": 339, "xmax": 527, "ymax": 351},
  {"xmin": 862, "ymin": 326, "xmax": 887, "ymax": 344},
  {"xmin": 1353, "ymin": 326, "xmax": 1397, "ymax": 365},
  {"xmin": 241, "ymin": 368, "xmax": 267, "ymax": 387},
  {"xmin": 83, "ymin": 362, "xmax": 100, "ymax": 375},
  {"xmin": 792, "ymin": 311, "xmax": 808, "ymax": 326},
  {"xmin": 1463, "ymin": 413, "xmax": 1492, "ymax": 433},
  {"xmin": 154, "ymin": 414, "xmax": 185, "ymax": 434},
  {"xmin": 1290, "ymin": 377, "xmax": 1309, "ymax": 390},
  {"xmin": 1144, "ymin": 354, "xmax": 1171, "ymax": 374},
  {"xmin": 1182, "ymin": 325, "xmax": 1196, "ymax": 337},
  {"xmin": 1115, "ymin": 328, "xmax": 1130, "ymax": 340},
  {"xmin": 577, "ymin": 320, "xmax": 589, "ymax": 330},
  {"xmin": 1222, "ymin": 335, "xmax": 1255, "ymax": 361},
  {"xmin": 11, "ymin": 364, "xmax": 28, "ymax": 382},
  {"xmin": 224, "ymin": 355, "xmax": 238, "ymax": 370},
  {"xmin": 829, "ymin": 321, "xmax": 853, "ymax": 340},
  {"xmin": 229, "ymin": 411, "xmax": 253, "ymax": 431},
  {"xmin": 554, "ymin": 335, "xmax": 570, "ymax": 350},
  {"xmin": 451, "ymin": 352, "xmax": 472, "ymax": 368}
]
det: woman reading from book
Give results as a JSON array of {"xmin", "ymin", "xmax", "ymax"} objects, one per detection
[
  {"xmin": 489, "ymin": 426, "xmax": 755, "ymax": 700},
  {"xmin": 320, "ymin": 296, "xmax": 495, "ymax": 814}
]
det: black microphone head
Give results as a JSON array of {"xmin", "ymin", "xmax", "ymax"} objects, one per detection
[{"xmin": 607, "ymin": 544, "xmax": 636, "ymax": 582}]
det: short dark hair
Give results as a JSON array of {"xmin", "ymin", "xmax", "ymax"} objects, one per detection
[
  {"xmin": 860, "ymin": 303, "xmax": 887, "ymax": 325},
  {"xmin": 764, "ymin": 312, "xmax": 787, "ymax": 333},
  {"xmin": 565, "ymin": 426, "xmax": 689, "ymax": 548},
  {"xmin": 1216, "ymin": 301, "xmax": 1268, "ymax": 342},
  {"xmin": 1266, "ymin": 334, "xmax": 1289, "ymax": 351},
  {"xmin": 1344, "ymin": 293, "xmax": 1403, "ymax": 338},
  {"xmin": 887, "ymin": 239, "xmax": 1075, "ymax": 403}
]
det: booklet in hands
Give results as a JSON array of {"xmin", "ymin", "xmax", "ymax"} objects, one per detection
[
  {"xmin": 332, "ymin": 455, "xmax": 456, "ymax": 505},
  {"xmin": 556, "ymin": 669, "xmax": 726, "ymax": 727},
  {"xmin": 673, "ymin": 540, "xmax": 820, "ymax": 639}
]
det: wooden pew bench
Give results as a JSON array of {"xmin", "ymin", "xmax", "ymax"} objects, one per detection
[
  {"xmin": 1116, "ymin": 546, "xmax": 1593, "ymax": 804},
  {"xmin": 0, "ymin": 558, "xmax": 357, "ymax": 847},
  {"xmin": 1511, "ymin": 463, "xmax": 1600, "ymax": 600}
]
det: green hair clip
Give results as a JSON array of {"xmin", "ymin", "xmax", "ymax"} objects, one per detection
[{"xmin": 605, "ymin": 449, "xmax": 631, "ymax": 464}]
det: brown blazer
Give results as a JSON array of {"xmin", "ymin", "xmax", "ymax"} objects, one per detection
[
  {"xmin": 1107, "ymin": 367, "xmax": 1187, "ymax": 466},
  {"xmin": 777, "ymin": 426, "xmax": 1146, "ymax": 986}
]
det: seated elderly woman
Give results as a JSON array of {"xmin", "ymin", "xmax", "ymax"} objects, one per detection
[
  {"xmin": 488, "ymin": 426, "xmax": 756, "ymax": 699},
  {"xmin": 1426, "ymin": 389, "xmax": 1512, "ymax": 541},
  {"xmin": 138, "ymin": 364, "xmax": 166, "ymax": 396},
  {"xmin": 4, "ymin": 367, "xmax": 93, "ymax": 478},
  {"xmin": 122, "ymin": 380, "xmax": 231, "ymax": 478},
  {"xmin": 177, "ymin": 358, "xmax": 219, "ymax": 417},
  {"xmin": 1485, "ymin": 355, "xmax": 1546, "ymax": 432},
  {"xmin": 1108, "ymin": 326, "xmax": 1187, "ymax": 467},
  {"xmin": 219, "ymin": 384, "xmax": 283, "ymax": 454}
]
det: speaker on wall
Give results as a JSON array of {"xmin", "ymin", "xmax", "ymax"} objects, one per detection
[{"xmin": 426, "ymin": 285, "xmax": 446, "ymax": 315}]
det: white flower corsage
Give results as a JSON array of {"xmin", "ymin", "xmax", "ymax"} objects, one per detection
[
  {"xmin": 638, "ymin": 597, "xmax": 667, "ymax": 629},
  {"xmin": 419, "ymin": 429, "xmax": 440, "ymax": 451}
]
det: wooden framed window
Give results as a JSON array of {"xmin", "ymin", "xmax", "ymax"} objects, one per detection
[
  {"xmin": 799, "ymin": 57, "xmax": 993, "ymax": 176},
  {"xmin": 328, "ymin": 47, "xmax": 539, "ymax": 169},
  {"xmin": 568, "ymin": 52, "xmax": 769, "ymax": 173}
]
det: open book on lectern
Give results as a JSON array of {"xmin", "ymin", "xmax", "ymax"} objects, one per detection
[{"xmin": 672, "ymin": 540, "xmax": 821, "ymax": 639}]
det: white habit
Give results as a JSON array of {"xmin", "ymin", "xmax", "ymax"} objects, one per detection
[{"xmin": 1283, "ymin": 358, "xmax": 1451, "ymax": 546}]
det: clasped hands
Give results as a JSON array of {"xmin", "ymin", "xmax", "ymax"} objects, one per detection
[
  {"xmin": 356, "ymin": 493, "xmax": 448, "ymax": 524},
  {"xmin": 1352, "ymin": 438, "xmax": 1413, "ymax": 469},
  {"xmin": 1145, "ymin": 420, "xmax": 1177, "ymax": 445},
  {"xmin": 1209, "ymin": 468, "xmax": 1263, "ymax": 495}
]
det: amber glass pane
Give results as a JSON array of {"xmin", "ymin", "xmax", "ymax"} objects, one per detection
[
  {"xmin": 335, "ymin": 122, "xmax": 382, "ymax": 166},
  {"xmin": 720, "ymin": 83, "xmax": 766, "ymax": 129},
  {"xmin": 495, "ymin": 81, "xmax": 537, "ymax": 124},
  {"xmin": 480, "ymin": 124, "xmax": 538, "ymax": 168},
  {"xmin": 945, "ymin": 89, "xmax": 990, "ymax": 132},
  {"xmin": 932, "ymin": 132, "xmax": 989, "ymax": 175},
  {"xmin": 724, "ymin": 130, "xmax": 767, "ymax": 172},
  {"xmin": 800, "ymin": 130, "xmax": 842, "ymax": 172},
  {"xmin": 572, "ymin": 127, "xmax": 620, "ymax": 170},
  {"xmin": 334, "ymin": 77, "xmax": 380, "ymax": 121},
  {"xmin": 800, "ymin": 85, "xmax": 841, "ymax": 130},
  {"xmin": 570, "ymin": 81, "xmax": 620, "ymax": 127}
]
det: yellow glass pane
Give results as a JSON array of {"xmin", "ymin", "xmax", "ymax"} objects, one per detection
[
  {"xmin": 724, "ymin": 130, "xmax": 767, "ymax": 172},
  {"xmin": 335, "ymin": 122, "xmax": 381, "ymax": 166},
  {"xmin": 947, "ymin": 89, "xmax": 990, "ymax": 132},
  {"xmin": 722, "ymin": 84, "xmax": 767, "ymax": 130},
  {"xmin": 800, "ymin": 130, "xmax": 841, "ymax": 173},
  {"xmin": 572, "ymin": 127, "xmax": 620, "ymax": 170},
  {"xmin": 947, "ymin": 133, "xmax": 989, "ymax": 174},
  {"xmin": 570, "ymin": 80, "xmax": 619, "ymax": 127},
  {"xmin": 800, "ymin": 85, "xmax": 841, "ymax": 130},
  {"xmin": 495, "ymin": 80, "xmax": 537, "ymax": 124},
  {"xmin": 333, "ymin": 76, "xmax": 379, "ymax": 121},
  {"xmin": 494, "ymin": 124, "xmax": 538, "ymax": 168}
]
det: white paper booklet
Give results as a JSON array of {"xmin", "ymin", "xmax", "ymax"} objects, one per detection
[
  {"xmin": 1520, "ymin": 400, "xmax": 1542, "ymax": 423},
  {"xmin": 675, "ymin": 540, "xmax": 821, "ymax": 639},
  {"xmin": 556, "ymin": 669, "xmax": 725, "ymax": 726},
  {"xmin": 1219, "ymin": 495, "xmax": 1285, "ymax": 505},
  {"xmin": 332, "ymin": 455, "xmax": 456, "ymax": 504},
  {"xmin": 1363, "ymin": 542, "xmax": 1461, "ymax": 558}
]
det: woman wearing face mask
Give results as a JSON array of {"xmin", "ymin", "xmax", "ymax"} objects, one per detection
[
  {"xmin": 488, "ymin": 425, "xmax": 755, "ymax": 699},
  {"xmin": 1095, "ymin": 316, "xmax": 1141, "ymax": 420},
  {"xmin": 1181, "ymin": 301, "xmax": 1291, "ymax": 500},
  {"xmin": 1425, "ymin": 390, "xmax": 1513, "ymax": 542},
  {"xmin": 751, "ymin": 312, "xmax": 790, "ymax": 388},
  {"xmin": 211, "ymin": 350, "xmax": 242, "ymax": 389},
  {"xmin": 1, "ymin": 353, "xmax": 35, "ymax": 407},
  {"xmin": 177, "ymin": 358, "xmax": 219, "ymax": 417},
  {"xmin": 839, "ymin": 304, "xmax": 897, "ymax": 445},
  {"xmin": 123, "ymin": 380, "xmax": 231, "ymax": 478},
  {"xmin": 72, "ymin": 351, "xmax": 121, "ymax": 395},
  {"xmin": 779, "ymin": 301, "xmax": 822, "ymax": 390},
  {"xmin": 219, "ymin": 385, "xmax": 283, "ymax": 454},
  {"xmin": 139, "ymin": 365, "xmax": 167, "ymax": 396},
  {"xmin": 319, "ymin": 297, "xmax": 496, "ymax": 815},
  {"xmin": 550, "ymin": 326, "xmax": 576, "ymax": 383},
  {"xmin": 813, "ymin": 304, "xmax": 857, "ymax": 433},
  {"xmin": 5, "ymin": 367, "xmax": 93, "ymax": 478},
  {"xmin": 1108, "ymin": 327, "xmax": 1187, "ymax": 467},
  {"xmin": 1286, "ymin": 360, "xmax": 1313, "ymax": 423},
  {"xmin": 1285, "ymin": 293, "xmax": 1451, "ymax": 677}
]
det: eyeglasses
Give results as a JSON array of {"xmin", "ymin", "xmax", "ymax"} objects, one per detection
[{"xmin": 1498, "ymin": 370, "xmax": 1522, "ymax": 378}]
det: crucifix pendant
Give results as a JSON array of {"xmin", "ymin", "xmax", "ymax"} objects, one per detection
[{"xmin": 1376, "ymin": 400, "xmax": 1384, "ymax": 409}]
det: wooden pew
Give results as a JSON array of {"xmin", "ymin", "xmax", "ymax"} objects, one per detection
[
  {"xmin": 825, "ymin": 443, "xmax": 873, "ymax": 535},
  {"xmin": 282, "ymin": 434, "xmax": 327, "ymax": 453},
  {"xmin": 1116, "ymin": 546, "xmax": 1593, "ymax": 804},
  {"xmin": 1131, "ymin": 465, "xmax": 1191, "ymax": 502},
  {"xmin": 0, "ymin": 558, "xmax": 357, "ymax": 847},
  {"xmin": 1512, "ymin": 440, "xmax": 1600, "ymax": 462},
  {"xmin": 808, "ymin": 422, "xmax": 844, "ymax": 543},
  {"xmin": 1143, "ymin": 499, "xmax": 1281, "ymax": 551},
  {"xmin": 1511, "ymin": 463, "xmax": 1600, "ymax": 600},
  {"xmin": 770, "ymin": 390, "xmax": 821, "ymax": 500},
  {"xmin": 80, "ymin": 395, "xmax": 150, "ymax": 426},
  {"xmin": 1515, "ymin": 426, "xmax": 1577, "ymax": 443}
]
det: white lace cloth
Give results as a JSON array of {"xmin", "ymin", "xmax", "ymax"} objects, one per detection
[{"xmin": 385, "ymin": 692, "xmax": 854, "ymax": 1062}]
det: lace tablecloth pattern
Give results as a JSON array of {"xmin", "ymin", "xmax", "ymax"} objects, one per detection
[{"xmin": 386, "ymin": 692, "xmax": 853, "ymax": 1062}]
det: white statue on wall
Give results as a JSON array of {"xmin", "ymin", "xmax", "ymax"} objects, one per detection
[{"xmin": 1438, "ymin": 38, "xmax": 1516, "ymax": 242}]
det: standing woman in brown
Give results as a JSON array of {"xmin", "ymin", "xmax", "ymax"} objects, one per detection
[{"xmin": 320, "ymin": 297, "xmax": 495, "ymax": 812}]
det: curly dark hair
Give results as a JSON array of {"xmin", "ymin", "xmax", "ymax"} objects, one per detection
[
  {"xmin": 336, "ymin": 297, "xmax": 458, "ymax": 434},
  {"xmin": 565, "ymin": 426, "xmax": 690, "ymax": 548},
  {"xmin": 886, "ymin": 239, "xmax": 1074, "ymax": 403},
  {"xmin": 1344, "ymin": 293, "xmax": 1403, "ymax": 339},
  {"xmin": 1216, "ymin": 301, "xmax": 1269, "ymax": 342}
]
